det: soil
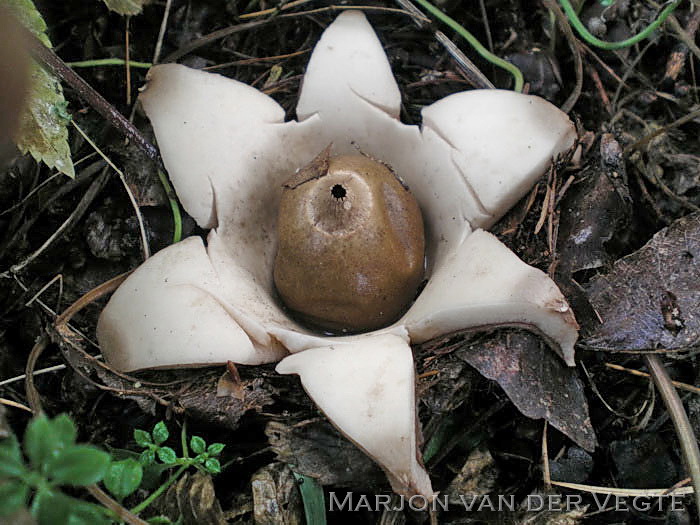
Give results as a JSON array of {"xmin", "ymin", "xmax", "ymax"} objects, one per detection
[{"xmin": 1, "ymin": 1, "xmax": 700, "ymax": 524}]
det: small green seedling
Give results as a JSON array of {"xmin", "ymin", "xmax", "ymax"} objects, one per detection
[
  {"xmin": 0, "ymin": 413, "xmax": 112, "ymax": 524},
  {"xmin": 0, "ymin": 415, "xmax": 226, "ymax": 524}
]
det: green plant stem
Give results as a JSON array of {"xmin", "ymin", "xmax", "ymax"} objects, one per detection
[
  {"xmin": 180, "ymin": 421, "xmax": 189, "ymax": 459},
  {"xmin": 157, "ymin": 170, "xmax": 183, "ymax": 243},
  {"xmin": 129, "ymin": 464, "xmax": 188, "ymax": 515},
  {"xmin": 411, "ymin": 0, "xmax": 524, "ymax": 92},
  {"xmin": 66, "ymin": 58, "xmax": 152, "ymax": 68},
  {"xmin": 558, "ymin": 0, "xmax": 683, "ymax": 50}
]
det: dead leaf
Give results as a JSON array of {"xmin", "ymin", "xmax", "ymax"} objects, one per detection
[
  {"xmin": 445, "ymin": 448, "xmax": 499, "ymax": 505},
  {"xmin": 458, "ymin": 331, "xmax": 597, "ymax": 451},
  {"xmin": 156, "ymin": 471, "xmax": 226, "ymax": 525},
  {"xmin": 557, "ymin": 133, "xmax": 632, "ymax": 277},
  {"xmin": 251, "ymin": 463, "xmax": 304, "ymax": 525},
  {"xmin": 586, "ymin": 212, "xmax": 700, "ymax": 351},
  {"xmin": 266, "ymin": 419, "xmax": 384, "ymax": 490}
]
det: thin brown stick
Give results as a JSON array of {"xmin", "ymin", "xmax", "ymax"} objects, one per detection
[
  {"xmin": 543, "ymin": 0, "xmax": 583, "ymax": 113},
  {"xmin": 125, "ymin": 17, "xmax": 132, "ymax": 105},
  {"xmin": 55, "ymin": 272, "xmax": 130, "ymax": 328},
  {"xmin": 542, "ymin": 421, "xmax": 551, "ymax": 489},
  {"xmin": 164, "ymin": 5, "xmax": 428, "ymax": 64},
  {"xmin": 0, "ymin": 398, "xmax": 33, "ymax": 413},
  {"xmin": 25, "ymin": 335, "xmax": 49, "ymax": 413},
  {"xmin": 606, "ymin": 363, "xmax": 700, "ymax": 395},
  {"xmin": 86, "ymin": 485, "xmax": 149, "ymax": 525},
  {"xmin": 645, "ymin": 355, "xmax": 700, "ymax": 519},
  {"xmin": 8, "ymin": 169, "xmax": 109, "ymax": 274},
  {"xmin": 23, "ymin": 30, "xmax": 158, "ymax": 160},
  {"xmin": 395, "ymin": 0, "xmax": 495, "ymax": 89},
  {"xmin": 625, "ymin": 107, "xmax": 700, "ymax": 153}
]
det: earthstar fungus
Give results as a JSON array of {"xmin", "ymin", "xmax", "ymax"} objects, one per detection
[{"xmin": 97, "ymin": 11, "xmax": 579, "ymax": 499}]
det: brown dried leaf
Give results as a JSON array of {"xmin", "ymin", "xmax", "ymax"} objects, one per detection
[
  {"xmin": 251, "ymin": 463, "xmax": 303, "ymax": 525},
  {"xmin": 177, "ymin": 373, "xmax": 274, "ymax": 429},
  {"xmin": 557, "ymin": 134, "xmax": 632, "ymax": 276},
  {"xmin": 266, "ymin": 419, "xmax": 384, "ymax": 489},
  {"xmin": 156, "ymin": 471, "xmax": 225, "ymax": 525},
  {"xmin": 458, "ymin": 331, "xmax": 597, "ymax": 451},
  {"xmin": 586, "ymin": 212, "xmax": 700, "ymax": 351}
]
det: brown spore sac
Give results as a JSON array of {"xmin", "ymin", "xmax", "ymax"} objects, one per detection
[{"xmin": 274, "ymin": 148, "xmax": 425, "ymax": 332}]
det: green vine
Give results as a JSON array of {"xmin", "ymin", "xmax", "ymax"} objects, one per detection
[
  {"xmin": 559, "ymin": 0, "xmax": 684, "ymax": 50},
  {"xmin": 411, "ymin": 0, "xmax": 525, "ymax": 92}
]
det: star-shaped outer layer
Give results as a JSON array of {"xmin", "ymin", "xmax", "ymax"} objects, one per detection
[{"xmin": 97, "ymin": 11, "xmax": 579, "ymax": 499}]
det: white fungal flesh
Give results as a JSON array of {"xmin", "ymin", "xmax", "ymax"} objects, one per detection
[
  {"xmin": 421, "ymin": 90, "xmax": 577, "ymax": 229},
  {"xmin": 98, "ymin": 10, "xmax": 581, "ymax": 499},
  {"xmin": 96, "ymin": 237, "xmax": 286, "ymax": 371},
  {"xmin": 400, "ymin": 230, "xmax": 579, "ymax": 366},
  {"xmin": 275, "ymin": 335, "xmax": 434, "ymax": 498}
]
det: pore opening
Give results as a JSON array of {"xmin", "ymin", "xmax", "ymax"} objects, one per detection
[{"xmin": 331, "ymin": 184, "xmax": 347, "ymax": 199}]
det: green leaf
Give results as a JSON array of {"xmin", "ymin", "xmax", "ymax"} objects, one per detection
[
  {"xmin": 101, "ymin": 0, "xmax": 146, "ymax": 15},
  {"xmin": 50, "ymin": 414, "xmax": 77, "ymax": 449},
  {"xmin": 139, "ymin": 448, "xmax": 155, "ymax": 466},
  {"xmin": 140, "ymin": 462, "xmax": 171, "ymax": 490},
  {"xmin": 134, "ymin": 429, "xmax": 152, "ymax": 447},
  {"xmin": 189, "ymin": 436, "xmax": 205, "ymax": 455},
  {"xmin": 104, "ymin": 458, "xmax": 143, "ymax": 500},
  {"xmin": 204, "ymin": 458, "xmax": 220, "ymax": 475},
  {"xmin": 156, "ymin": 446, "xmax": 176, "ymax": 465},
  {"xmin": 24, "ymin": 414, "xmax": 55, "ymax": 471},
  {"xmin": 66, "ymin": 501, "xmax": 112, "ymax": 525},
  {"xmin": 292, "ymin": 471, "xmax": 327, "ymax": 525},
  {"xmin": 0, "ymin": 435, "xmax": 27, "ymax": 478},
  {"xmin": 206, "ymin": 443, "xmax": 224, "ymax": 456},
  {"xmin": 32, "ymin": 489, "xmax": 71, "ymax": 524},
  {"xmin": 3, "ymin": 0, "xmax": 50, "ymax": 46},
  {"xmin": 152, "ymin": 422, "xmax": 169, "ymax": 445},
  {"xmin": 45, "ymin": 445, "xmax": 110, "ymax": 486},
  {"xmin": 0, "ymin": 480, "xmax": 29, "ymax": 516},
  {"xmin": 4, "ymin": 0, "xmax": 74, "ymax": 177}
]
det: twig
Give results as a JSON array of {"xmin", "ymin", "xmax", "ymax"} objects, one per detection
[
  {"xmin": 152, "ymin": 0, "xmax": 173, "ymax": 64},
  {"xmin": 86, "ymin": 484, "xmax": 149, "ymax": 525},
  {"xmin": 164, "ymin": 6, "xmax": 427, "ymax": 63},
  {"xmin": 71, "ymin": 121, "xmax": 151, "ymax": 260},
  {"xmin": 477, "ymin": 0, "xmax": 494, "ymax": 52},
  {"xmin": 611, "ymin": 39, "xmax": 657, "ymax": 112},
  {"xmin": 239, "ymin": 0, "xmax": 313, "ymax": 19},
  {"xmin": 542, "ymin": 421, "xmax": 551, "ymax": 489},
  {"xmin": 55, "ymin": 272, "xmax": 130, "ymax": 328},
  {"xmin": 125, "ymin": 17, "xmax": 132, "ymax": 106},
  {"xmin": 645, "ymin": 354, "xmax": 700, "ymax": 519},
  {"xmin": 25, "ymin": 336, "xmax": 49, "ymax": 413},
  {"xmin": 8, "ymin": 169, "xmax": 109, "ymax": 273},
  {"xmin": 550, "ymin": 480, "xmax": 693, "ymax": 497},
  {"xmin": 625, "ymin": 106, "xmax": 700, "ymax": 153},
  {"xmin": 0, "ymin": 364, "xmax": 66, "ymax": 388},
  {"xmin": 665, "ymin": 8, "xmax": 700, "ymax": 64},
  {"xmin": 23, "ymin": 30, "xmax": 158, "ymax": 160},
  {"xmin": 395, "ymin": 0, "xmax": 495, "ymax": 89},
  {"xmin": 606, "ymin": 362, "xmax": 700, "ymax": 395},
  {"xmin": 663, "ymin": 8, "xmax": 700, "ymax": 82},
  {"xmin": 0, "ymin": 398, "xmax": 33, "ymax": 413},
  {"xmin": 544, "ymin": 0, "xmax": 583, "ymax": 113},
  {"xmin": 411, "ymin": 0, "xmax": 524, "ymax": 91}
]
